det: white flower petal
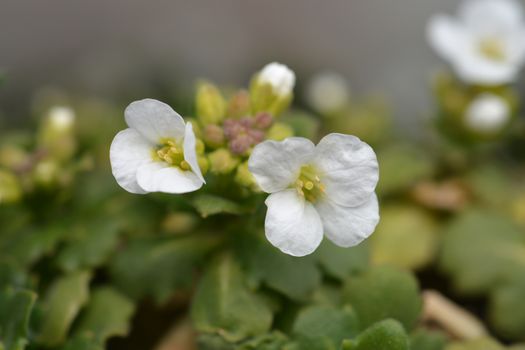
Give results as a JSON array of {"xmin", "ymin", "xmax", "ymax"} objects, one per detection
[
  {"xmin": 453, "ymin": 53, "xmax": 518, "ymax": 85},
  {"xmin": 316, "ymin": 194, "xmax": 379, "ymax": 248},
  {"xmin": 427, "ymin": 15, "xmax": 469, "ymax": 61},
  {"xmin": 249, "ymin": 137, "xmax": 315, "ymax": 193},
  {"xmin": 109, "ymin": 128, "xmax": 151, "ymax": 194},
  {"xmin": 264, "ymin": 189, "xmax": 323, "ymax": 257},
  {"xmin": 136, "ymin": 162, "xmax": 204, "ymax": 194},
  {"xmin": 125, "ymin": 99, "xmax": 186, "ymax": 143},
  {"xmin": 460, "ymin": 0, "xmax": 523, "ymax": 33},
  {"xmin": 183, "ymin": 122, "xmax": 205, "ymax": 184},
  {"xmin": 313, "ymin": 133, "xmax": 378, "ymax": 207}
]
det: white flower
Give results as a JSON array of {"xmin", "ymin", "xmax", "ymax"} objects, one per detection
[
  {"xmin": 110, "ymin": 98, "xmax": 205, "ymax": 194},
  {"xmin": 248, "ymin": 134, "xmax": 379, "ymax": 257},
  {"xmin": 465, "ymin": 93, "xmax": 510, "ymax": 132},
  {"xmin": 428, "ymin": 0, "xmax": 525, "ymax": 85},
  {"xmin": 259, "ymin": 62, "xmax": 296, "ymax": 96},
  {"xmin": 306, "ymin": 71, "xmax": 350, "ymax": 113}
]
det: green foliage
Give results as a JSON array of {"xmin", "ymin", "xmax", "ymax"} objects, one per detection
[
  {"xmin": 341, "ymin": 319, "xmax": 409, "ymax": 350},
  {"xmin": 192, "ymin": 194, "xmax": 248, "ymax": 217},
  {"xmin": 191, "ymin": 254, "xmax": 273, "ymax": 342},
  {"xmin": 0, "ymin": 288, "xmax": 36, "ymax": 350},
  {"xmin": 314, "ymin": 240, "xmax": 369, "ymax": 281},
  {"xmin": 410, "ymin": 329, "xmax": 447, "ymax": 350},
  {"xmin": 55, "ymin": 221, "xmax": 120, "ymax": 273},
  {"xmin": 74, "ymin": 287, "xmax": 135, "ymax": 343},
  {"xmin": 291, "ymin": 305, "xmax": 359, "ymax": 350},
  {"xmin": 236, "ymin": 231, "xmax": 321, "ymax": 300},
  {"xmin": 110, "ymin": 234, "xmax": 218, "ymax": 303},
  {"xmin": 376, "ymin": 144, "xmax": 434, "ymax": 195},
  {"xmin": 38, "ymin": 271, "xmax": 91, "ymax": 347},
  {"xmin": 371, "ymin": 205, "xmax": 438, "ymax": 270},
  {"xmin": 342, "ymin": 266, "xmax": 422, "ymax": 331}
]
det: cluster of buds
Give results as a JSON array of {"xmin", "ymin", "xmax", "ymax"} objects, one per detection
[
  {"xmin": 193, "ymin": 63, "xmax": 295, "ymax": 183},
  {"xmin": 0, "ymin": 105, "xmax": 89, "ymax": 204}
]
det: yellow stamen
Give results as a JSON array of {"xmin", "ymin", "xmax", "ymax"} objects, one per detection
[{"xmin": 478, "ymin": 37, "xmax": 506, "ymax": 62}]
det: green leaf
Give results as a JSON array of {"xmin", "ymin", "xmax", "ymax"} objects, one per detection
[
  {"xmin": 38, "ymin": 271, "xmax": 91, "ymax": 347},
  {"xmin": 238, "ymin": 332, "xmax": 290, "ymax": 350},
  {"xmin": 74, "ymin": 287, "xmax": 135, "ymax": 343},
  {"xmin": 0, "ymin": 260, "xmax": 28, "ymax": 290},
  {"xmin": 58, "ymin": 334, "xmax": 103, "ymax": 350},
  {"xmin": 192, "ymin": 194, "xmax": 247, "ymax": 218},
  {"xmin": 314, "ymin": 240, "xmax": 369, "ymax": 281},
  {"xmin": 342, "ymin": 266, "xmax": 421, "ymax": 331},
  {"xmin": 110, "ymin": 235, "xmax": 218, "ymax": 303},
  {"xmin": 191, "ymin": 254, "xmax": 273, "ymax": 342},
  {"xmin": 55, "ymin": 221, "xmax": 120, "ymax": 273},
  {"xmin": 410, "ymin": 329, "xmax": 447, "ymax": 350},
  {"xmin": 370, "ymin": 206, "xmax": 438, "ymax": 270},
  {"xmin": 439, "ymin": 210, "xmax": 525, "ymax": 294},
  {"xmin": 376, "ymin": 144, "xmax": 434, "ymax": 195},
  {"xmin": 341, "ymin": 319, "xmax": 409, "ymax": 350},
  {"xmin": 292, "ymin": 305, "xmax": 359, "ymax": 350},
  {"xmin": 235, "ymin": 231, "xmax": 321, "ymax": 301},
  {"xmin": 489, "ymin": 278, "xmax": 525, "ymax": 340},
  {"xmin": 0, "ymin": 288, "xmax": 36, "ymax": 350}
]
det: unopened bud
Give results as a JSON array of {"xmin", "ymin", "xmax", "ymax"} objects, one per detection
[
  {"xmin": 33, "ymin": 160, "xmax": 59, "ymax": 187},
  {"xmin": 254, "ymin": 112, "xmax": 273, "ymax": 129},
  {"xmin": 208, "ymin": 148, "xmax": 239, "ymax": 175},
  {"xmin": 203, "ymin": 124, "xmax": 225, "ymax": 148},
  {"xmin": 250, "ymin": 62, "xmax": 295, "ymax": 116},
  {"xmin": 266, "ymin": 122, "xmax": 294, "ymax": 141},
  {"xmin": 227, "ymin": 90, "xmax": 251, "ymax": 119},
  {"xmin": 196, "ymin": 82, "xmax": 226, "ymax": 125},
  {"xmin": 235, "ymin": 161, "xmax": 259, "ymax": 191},
  {"xmin": 38, "ymin": 106, "xmax": 77, "ymax": 161},
  {"xmin": 465, "ymin": 93, "xmax": 510, "ymax": 134}
]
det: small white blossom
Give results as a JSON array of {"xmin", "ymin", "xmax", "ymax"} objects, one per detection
[
  {"xmin": 110, "ymin": 99, "xmax": 205, "ymax": 194},
  {"xmin": 48, "ymin": 106, "xmax": 75, "ymax": 131},
  {"xmin": 465, "ymin": 93, "xmax": 510, "ymax": 133},
  {"xmin": 306, "ymin": 71, "xmax": 350, "ymax": 113},
  {"xmin": 428, "ymin": 0, "xmax": 525, "ymax": 85},
  {"xmin": 248, "ymin": 134, "xmax": 379, "ymax": 257},
  {"xmin": 259, "ymin": 62, "xmax": 296, "ymax": 96}
]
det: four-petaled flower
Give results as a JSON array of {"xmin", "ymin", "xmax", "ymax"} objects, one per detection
[
  {"xmin": 110, "ymin": 98, "xmax": 205, "ymax": 194},
  {"xmin": 428, "ymin": 0, "xmax": 525, "ymax": 85},
  {"xmin": 248, "ymin": 134, "xmax": 380, "ymax": 257}
]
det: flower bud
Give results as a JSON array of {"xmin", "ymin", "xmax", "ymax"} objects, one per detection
[
  {"xmin": 227, "ymin": 90, "xmax": 251, "ymax": 119},
  {"xmin": 254, "ymin": 112, "xmax": 273, "ymax": 129},
  {"xmin": 33, "ymin": 159, "xmax": 60, "ymax": 187},
  {"xmin": 196, "ymin": 82, "xmax": 226, "ymax": 125},
  {"xmin": 266, "ymin": 122, "xmax": 294, "ymax": 141},
  {"xmin": 465, "ymin": 93, "xmax": 511, "ymax": 134},
  {"xmin": 208, "ymin": 148, "xmax": 239, "ymax": 175},
  {"xmin": 203, "ymin": 124, "xmax": 225, "ymax": 148},
  {"xmin": 38, "ymin": 106, "xmax": 77, "ymax": 161},
  {"xmin": 306, "ymin": 71, "xmax": 350, "ymax": 114},
  {"xmin": 250, "ymin": 62, "xmax": 295, "ymax": 116},
  {"xmin": 235, "ymin": 161, "xmax": 259, "ymax": 191},
  {"xmin": 0, "ymin": 170, "xmax": 22, "ymax": 204}
]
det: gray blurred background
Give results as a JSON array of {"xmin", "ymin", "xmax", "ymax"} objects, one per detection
[{"xmin": 0, "ymin": 0, "xmax": 459, "ymax": 127}]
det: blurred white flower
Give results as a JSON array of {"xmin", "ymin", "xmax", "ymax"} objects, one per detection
[
  {"xmin": 248, "ymin": 134, "xmax": 379, "ymax": 257},
  {"xmin": 110, "ymin": 99, "xmax": 205, "ymax": 194},
  {"xmin": 465, "ymin": 93, "xmax": 510, "ymax": 132},
  {"xmin": 48, "ymin": 106, "xmax": 75, "ymax": 131},
  {"xmin": 258, "ymin": 62, "xmax": 296, "ymax": 96},
  {"xmin": 428, "ymin": 0, "xmax": 525, "ymax": 85},
  {"xmin": 306, "ymin": 71, "xmax": 350, "ymax": 113}
]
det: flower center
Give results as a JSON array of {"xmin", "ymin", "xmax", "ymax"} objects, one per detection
[
  {"xmin": 295, "ymin": 165, "xmax": 325, "ymax": 203},
  {"xmin": 478, "ymin": 37, "xmax": 506, "ymax": 62},
  {"xmin": 153, "ymin": 138, "xmax": 191, "ymax": 171}
]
